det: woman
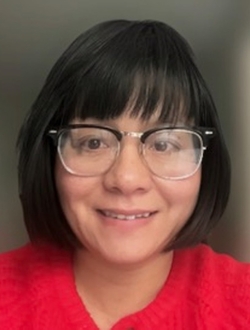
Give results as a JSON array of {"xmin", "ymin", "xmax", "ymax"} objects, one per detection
[{"xmin": 0, "ymin": 19, "xmax": 249, "ymax": 329}]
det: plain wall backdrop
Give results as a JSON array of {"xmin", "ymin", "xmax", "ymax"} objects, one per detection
[{"xmin": 0, "ymin": 0, "xmax": 250, "ymax": 260}]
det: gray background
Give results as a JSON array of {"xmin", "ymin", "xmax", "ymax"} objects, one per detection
[{"xmin": 1, "ymin": 0, "xmax": 250, "ymax": 260}]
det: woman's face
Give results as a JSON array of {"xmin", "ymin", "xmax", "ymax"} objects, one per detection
[{"xmin": 55, "ymin": 112, "xmax": 201, "ymax": 265}]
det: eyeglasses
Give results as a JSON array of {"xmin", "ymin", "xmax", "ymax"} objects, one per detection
[{"xmin": 48, "ymin": 124, "xmax": 215, "ymax": 180}]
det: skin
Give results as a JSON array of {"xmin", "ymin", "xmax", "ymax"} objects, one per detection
[{"xmin": 55, "ymin": 111, "xmax": 201, "ymax": 328}]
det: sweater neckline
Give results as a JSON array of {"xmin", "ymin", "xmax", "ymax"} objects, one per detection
[{"xmin": 50, "ymin": 246, "xmax": 189, "ymax": 329}]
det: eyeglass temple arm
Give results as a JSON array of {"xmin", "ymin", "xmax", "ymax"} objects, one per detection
[
  {"xmin": 201, "ymin": 128, "xmax": 216, "ymax": 149},
  {"xmin": 47, "ymin": 129, "xmax": 58, "ymax": 146}
]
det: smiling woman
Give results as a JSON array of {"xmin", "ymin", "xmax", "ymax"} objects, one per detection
[{"xmin": 0, "ymin": 19, "xmax": 249, "ymax": 330}]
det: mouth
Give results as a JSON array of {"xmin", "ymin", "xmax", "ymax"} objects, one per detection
[{"xmin": 98, "ymin": 210, "xmax": 156, "ymax": 221}]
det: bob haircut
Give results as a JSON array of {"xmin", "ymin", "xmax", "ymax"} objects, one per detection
[{"xmin": 17, "ymin": 19, "xmax": 231, "ymax": 251}]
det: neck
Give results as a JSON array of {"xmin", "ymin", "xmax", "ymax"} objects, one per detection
[{"xmin": 73, "ymin": 250, "xmax": 173, "ymax": 329}]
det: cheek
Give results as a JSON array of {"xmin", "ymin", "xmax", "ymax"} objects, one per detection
[
  {"xmin": 55, "ymin": 164, "xmax": 88, "ymax": 237},
  {"xmin": 155, "ymin": 170, "xmax": 201, "ymax": 210},
  {"xmin": 55, "ymin": 160, "xmax": 73, "ymax": 202},
  {"xmin": 55, "ymin": 160, "xmax": 84, "ymax": 215},
  {"xmin": 55, "ymin": 159, "xmax": 99, "ymax": 211}
]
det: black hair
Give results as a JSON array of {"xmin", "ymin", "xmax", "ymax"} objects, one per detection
[{"xmin": 17, "ymin": 19, "xmax": 231, "ymax": 250}]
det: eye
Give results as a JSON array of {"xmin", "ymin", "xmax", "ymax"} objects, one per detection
[
  {"xmin": 153, "ymin": 140, "xmax": 178, "ymax": 152},
  {"xmin": 147, "ymin": 136, "xmax": 180, "ymax": 153},
  {"xmin": 144, "ymin": 130, "xmax": 184, "ymax": 153},
  {"xmin": 74, "ymin": 136, "xmax": 107, "ymax": 151},
  {"xmin": 85, "ymin": 138, "xmax": 102, "ymax": 150}
]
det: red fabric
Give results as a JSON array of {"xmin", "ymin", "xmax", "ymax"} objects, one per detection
[{"xmin": 0, "ymin": 242, "xmax": 250, "ymax": 329}]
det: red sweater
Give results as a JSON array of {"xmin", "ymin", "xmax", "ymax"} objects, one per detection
[{"xmin": 0, "ymin": 243, "xmax": 250, "ymax": 329}]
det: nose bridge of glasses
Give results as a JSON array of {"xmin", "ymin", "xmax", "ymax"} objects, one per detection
[
  {"xmin": 117, "ymin": 131, "xmax": 145, "ymax": 157},
  {"xmin": 119, "ymin": 131, "xmax": 146, "ymax": 154},
  {"xmin": 121, "ymin": 131, "xmax": 144, "ymax": 140}
]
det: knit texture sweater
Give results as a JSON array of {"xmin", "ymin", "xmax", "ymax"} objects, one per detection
[{"xmin": 0, "ymin": 243, "xmax": 250, "ymax": 329}]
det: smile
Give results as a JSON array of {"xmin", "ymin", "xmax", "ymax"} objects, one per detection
[{"xmin": 100, "ymin": 210, "xmax": 152, "ymax": 221}]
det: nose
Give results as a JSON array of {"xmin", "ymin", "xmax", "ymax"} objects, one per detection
[{"xmin": 102, "ymin": 140, "xmax": 153, "ymax": 195}]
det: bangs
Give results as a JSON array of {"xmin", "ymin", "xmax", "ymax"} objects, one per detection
[
  {"xmin": 53, "ymin": 20, "xmax": 202, "ymax": 127},
  {"xmin": 74, "ymin": 68, "xmax": 198, "ymax": 125}
]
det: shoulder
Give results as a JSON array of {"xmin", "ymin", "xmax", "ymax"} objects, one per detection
[
  {"xmin": 180, "ymin": 243, "xmax": 250, "ymax": 290},
  {"xmin": 0, "ymin": 242, "xmax": 58, "ymax": 280},
  {"xmin": 0, "ymin": 241, "xmax": 71, "ymax": 289},
  {"xmin": 0, "ymin": 243, "xmax": 40, "ymax": 286},
  {"xmin": 184, "ymin": 243, "xmax": 250, "ymax": 279},
  {"xmin": 177, "ymin": 244, "xmax": 250, "ymax": 326},
  {"xmin": 0, "ymin": 243, "xmax": 55, "ymax": 297},
  {"xmin": 0, "ymin": 242, "xmax": 72, "ymax": 327},
  {"xmin": 0, "ymin": 242, "xmax": 47, "ymax": 264}
]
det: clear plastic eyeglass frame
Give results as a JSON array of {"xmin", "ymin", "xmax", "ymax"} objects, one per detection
[{"xmin": 48, "ymin": 124, "xmax": 215, "ymax": 180}]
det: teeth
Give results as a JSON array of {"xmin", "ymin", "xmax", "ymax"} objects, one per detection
[{"xmin": 103, "ymin": 211, "xmax": 151, "ymax": 220}]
